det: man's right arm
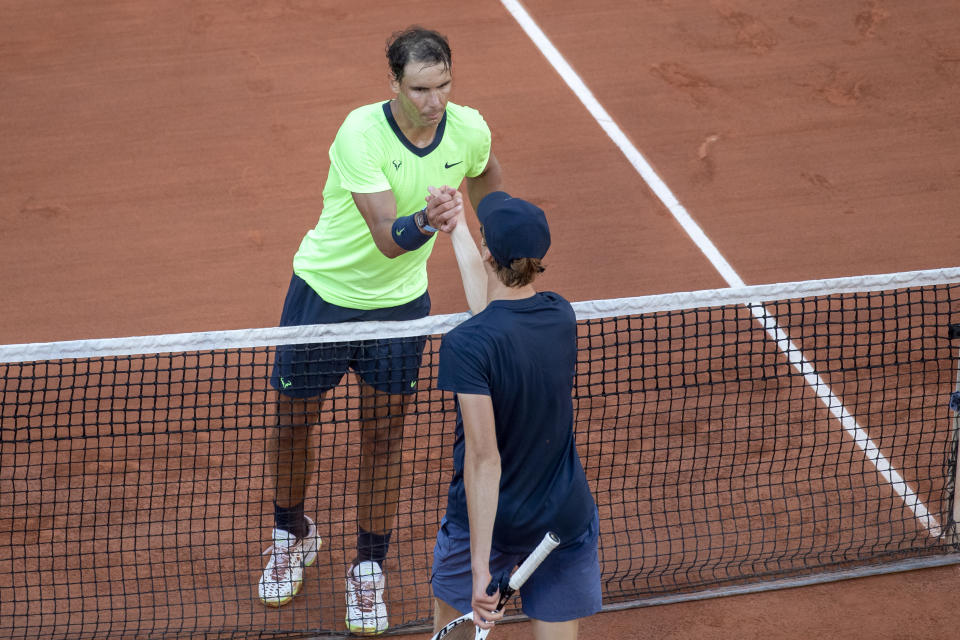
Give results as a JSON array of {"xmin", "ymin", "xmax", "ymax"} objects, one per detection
[
  {"xmin": 429, "ymin": 186, "xmax": 487, "ymax": 314},
  {"xmin": 335, "ymin": 108, "xmax": 462, "ymax": 257},
  {"xmin": 458, "ymin": 391, "xmax": 503, "ymax": 630},
  {"xmin": 352, "ymin": 189, "xmax": 463, "ymax": 259}
]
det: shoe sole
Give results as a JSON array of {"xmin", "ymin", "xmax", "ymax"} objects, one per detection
[
  {"xmin": 259, "ymin": 532, "xmax": 322, "ymax": 608},
  {"xmin": 345, "ymin": 621, "xmax": 389, "ymax": 636}
]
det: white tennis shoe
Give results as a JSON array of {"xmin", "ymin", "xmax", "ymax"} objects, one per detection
[
  {"xmin": 258, "ymin": 516, "xmax": 320, "ymax": 607},
  {"xmin": 345, "ymin": 560, "xmax": 389, "ymax": 635}
]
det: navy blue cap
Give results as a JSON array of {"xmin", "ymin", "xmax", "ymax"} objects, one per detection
[{"xmin": 476, "ymin": 191, "xmax": 551, "ymax": 267}]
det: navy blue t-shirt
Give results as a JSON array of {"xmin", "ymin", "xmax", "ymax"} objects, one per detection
[{"xmin": 437, "ymin": 291, "xmax": 596, "ymax": 553}]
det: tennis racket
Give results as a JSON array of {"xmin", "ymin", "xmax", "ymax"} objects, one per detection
[{"xmin": 431, "ymin": 531, "xmax": 561, "ymax": 640}]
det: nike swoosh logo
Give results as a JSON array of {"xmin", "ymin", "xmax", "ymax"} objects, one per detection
[
  {"xmin": 395, "ymin": 227, "xmax": 405, "ymax": 236},
  {"xmin": 444, "ymin": 161, "xmax": 463, "ymax": 169}
]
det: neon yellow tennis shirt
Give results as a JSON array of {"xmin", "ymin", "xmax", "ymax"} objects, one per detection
[{"xmin": 292, "ymin": 101, "xmax": 492, "ymax": 309}]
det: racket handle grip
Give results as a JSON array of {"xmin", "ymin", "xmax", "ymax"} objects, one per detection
[{"xmin": 507, "ymin": 531, "xmax": 560, "ymax": 591}]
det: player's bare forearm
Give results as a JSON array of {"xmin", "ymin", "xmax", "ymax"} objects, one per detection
[
  {"xmin": 352, "ymin": 190, "xmax": 407, "ymax": 258},
  {"xmin": 466, "ymin": 151, "xmax": 503, "ymax": 213},
  {"xmin": 354, "ymin": 187, "xmax": 462, "ymax": 258},
  {"xmin": 467, "ymin": 454, "xmax": 501, "ymax": 630},
  {"xmin": 431, "ymin": 187, "xmax": 487, "ymax": 314},
  {"xmin": 464, "ymin": 450, "xmax": 499, "ymax": 573},
  {"xmin": 451, "ymin": 222, "xmax": 487, "ymax": 314},
  {"xmin": 458, "ymin": 392, "xmax": 502, "ymax": 629}
]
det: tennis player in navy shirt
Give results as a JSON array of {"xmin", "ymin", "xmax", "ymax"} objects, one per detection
[{"xmin": 429, "ymin": 188, "xmax": 601, "ymax": 640}]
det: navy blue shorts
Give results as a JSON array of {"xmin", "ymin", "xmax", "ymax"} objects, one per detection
[
  {"xmin": 269, "ymin": 274, "xmax": 430, "ymax": 398},
  {"xmin": 430, "ymin": 509, "xmax": 602, "ymax": 623}
]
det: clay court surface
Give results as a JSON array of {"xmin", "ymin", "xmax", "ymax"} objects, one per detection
[{"xmin": 2, "ymin": 1, "xmax": 960, "ymax": 638}]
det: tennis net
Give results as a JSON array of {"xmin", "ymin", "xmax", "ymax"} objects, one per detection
[{"xmin": 2, "ymin": 267, "xmax": 960, "ymax": 639}]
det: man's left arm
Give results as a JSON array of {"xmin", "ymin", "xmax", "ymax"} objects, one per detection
[{"xmin": 465, "ymin": 151, "xmax": 504, "ymax": 213}]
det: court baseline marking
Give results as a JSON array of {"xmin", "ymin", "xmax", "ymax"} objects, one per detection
[{"xmin": 499, "ymin": 0, "xmax": 941, "ymax": 538}]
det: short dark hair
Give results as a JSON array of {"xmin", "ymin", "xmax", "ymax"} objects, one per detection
[
  {"xmin": 385, "ymin": 26, "xmax": 452, "ymax": 82},
  {"xmin": 492, "ymin": 258, "xmax": 546, "ymax": 287}
]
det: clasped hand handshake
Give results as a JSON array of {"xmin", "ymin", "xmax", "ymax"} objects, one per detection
[{"xmin": 424, "ymin": 185, "xmax": 465, "ymax": 233}]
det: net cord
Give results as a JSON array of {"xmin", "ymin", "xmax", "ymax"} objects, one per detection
[{"xmin": 2, "ymin": 266, "xmax": 959, "ymax": 363}]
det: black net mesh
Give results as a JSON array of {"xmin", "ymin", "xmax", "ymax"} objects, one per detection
[{"xmin": 1, "ymin": 273, "xmax": 959, "ymax": 639}]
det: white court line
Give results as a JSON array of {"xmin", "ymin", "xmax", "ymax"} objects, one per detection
[{"xmin": 499, "ymin": 0, "xmax": 942, "ymax": 538}]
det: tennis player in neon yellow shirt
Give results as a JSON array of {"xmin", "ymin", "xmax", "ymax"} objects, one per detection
[
  {"xmin": 258, "ymin": 26, "xmax": 503, "ymax": 637},
  {"xmin": 293, "ymin": 97, "xmax": 491, "ymax": 308}
]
